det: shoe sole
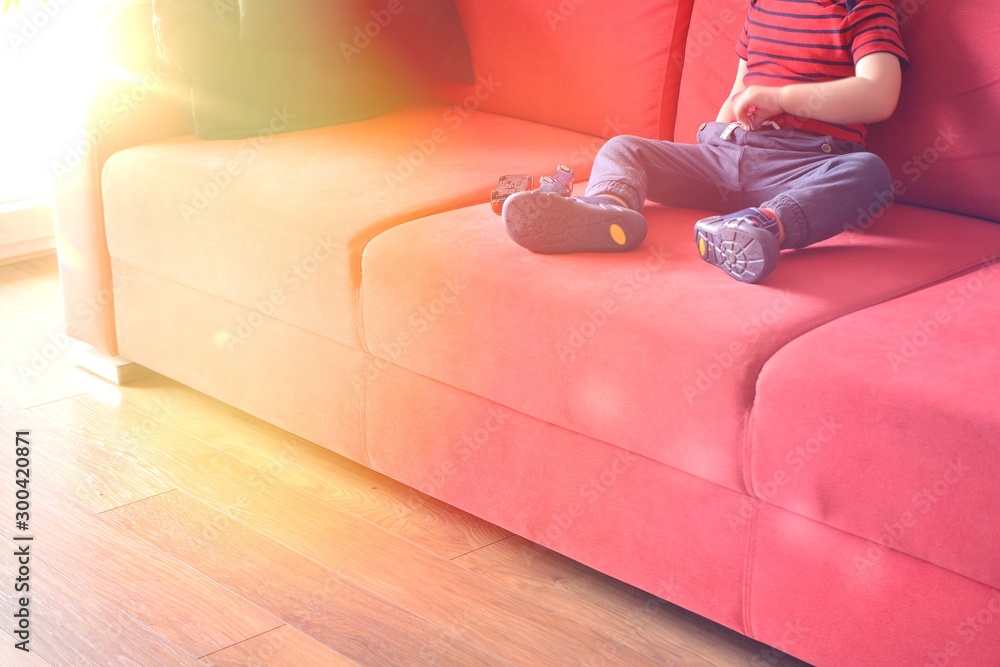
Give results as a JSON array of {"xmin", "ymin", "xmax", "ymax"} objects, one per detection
[
  {"xmin": 694, "ymin": 217, "xmax": 779, "ymax": 284},
  {"xmin": 502, "ymin": 191, "xmax": 647, "ymax": 254}
]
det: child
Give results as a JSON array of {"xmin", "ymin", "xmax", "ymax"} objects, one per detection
[{"xmin": 502, "ymin": 0, "xmax": 908, "ymax": 283}]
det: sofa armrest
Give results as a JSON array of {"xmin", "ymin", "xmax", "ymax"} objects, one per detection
[{"xmin": 52, "ymin": 0, "xmax": 193, "ymax": 355}]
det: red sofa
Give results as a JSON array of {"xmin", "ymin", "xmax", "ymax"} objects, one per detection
[{"xmin": 54, "ymin": 1, "xmax": 1000, "ymax": 665}]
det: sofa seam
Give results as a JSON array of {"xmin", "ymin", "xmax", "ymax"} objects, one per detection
[
  {"xmin": 742, "ymin": 496, "xmax": 759, "ymax": 638},
  {"xmin": 91, "ymin": 143, "xmax": 121, "ymax": 357},
  {"xmin": 757, "ymin": 251, "xmax": 1000, "ymax": 379},
  {"xmin": 356, "ymin": 266, "xmax": 371, "ymax": 355},
  {"xmin": 359, "ymin": 354, "xmax": 372, "ymax": 467},
  {"xmin": 356, "ymin": 257, "xmax": 373, "ymax": 467},
  {"xmin": 741, "ymin": 408, "xmax": 756, "ymax": 498},
  {"xmin": 736, "ymin": 249, "xmax": 1000, "ymax": 610},
  {"xmin": 660, "ymin": 1, "xmax": 696, "ymax": 139},
  {"xmin": 373, "ymin": 356, "xmax": 751, "ymax": 501},
  {"xmin": 740, "ymin": 383, "xmax": 758, "ymax": 639},
  {"xmin": 770, "ymin": 504, "xmax": 1000, "ymax": 593},
  {"xmin": 106, "ymin": 257, "xmax": 369, "ymax": 349}
]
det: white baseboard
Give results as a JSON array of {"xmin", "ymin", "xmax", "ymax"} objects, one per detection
[{"xmin": 0, "ymin": 197, "xmax": 55, "ymax": 264}]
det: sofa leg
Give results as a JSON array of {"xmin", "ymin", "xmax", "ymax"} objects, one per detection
[{"xmin": 77, "ymin": 348, "xmax": 151, "ymax": 385}]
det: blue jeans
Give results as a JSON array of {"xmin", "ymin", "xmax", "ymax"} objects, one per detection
[{"xmin": 584, "ymin": 122, "xmax": 893, "ymax": 249}]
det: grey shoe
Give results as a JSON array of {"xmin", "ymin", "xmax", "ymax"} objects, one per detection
[{"xmin": 502, "ymin": 190, "xmax": 647, "ymax": 254}]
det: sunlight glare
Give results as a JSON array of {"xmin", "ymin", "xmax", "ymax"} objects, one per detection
[{"xmin": 1, "ymin": 1, "xmax": 123, "ymax": 200}]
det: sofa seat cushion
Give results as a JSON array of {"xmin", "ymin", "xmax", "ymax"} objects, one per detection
[
  {"xmin": 360, "ymin": 200, "xmax": 1000, "ymax": 491},
  {"xmin": 102, "ymin": 105, "xmax": 602, "ymax": 350},
  {"xmin": 750, "ymin": 265, "xmax": 1000, "ymax": 589}
]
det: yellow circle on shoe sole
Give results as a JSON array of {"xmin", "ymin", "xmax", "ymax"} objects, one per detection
[
  {"xmin": 609, "ymin": 224, "xmax": 627, "ymax": 245},
  {"xmin": 698, "ymin": 237, "xmax": 708, "ymax": 257}
]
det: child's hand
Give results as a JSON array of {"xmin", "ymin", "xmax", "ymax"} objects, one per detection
[{"xmin": 732, "ymin": 86, "xmax": 783, "ymax": 130}]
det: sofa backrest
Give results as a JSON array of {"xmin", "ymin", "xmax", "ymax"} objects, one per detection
[
  {"xmin": 438, "ymin": 0, "xmax": 695, "ymax": 140},
  {"xmin": 672, "ymin": 0, "xmax": 745, "ymax": 142},
  {"xmin": 674, "ymin": 0, "xmax": 1000, "ymax": 224},
  {"xmin": 865, "ymin": 0, "xmax": 1000, "ymax": 224}
]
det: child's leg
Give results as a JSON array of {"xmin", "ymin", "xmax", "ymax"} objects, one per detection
[
  {"xmin": 503, "ymin": 128, "xmax": 739, "ymax": 254},
  {"xmin": 759, "ymin": 151, "xmax": 893, "ymax": 249},
  {"xmin": 585, "ymin": 133, "xmax": 741, "ymax": 212},
  {"xmin": 735, "ymin": 128, "xmax": 893, "ymax": 250},
  {"xmin": 692, "ymin": 132, "xmax": 892, "ymax": 283}
]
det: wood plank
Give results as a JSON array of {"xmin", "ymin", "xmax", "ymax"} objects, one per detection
[
  {"xmin": 0, "ymin": 556, "xmax": 202, "ymax": 667},
  {"xmin": 456, "ymin": 536, "xmax": 812, "ymax": 667},
  {"xmin": 0, "ymin": 472, "xmax": 283, "ymax": 659},
  {"xmin": 0, "ymin": 411, "xmax": 173, "ymax": 513},
  {"xmin": 200, "ymin": 626, "xmax": 359, "ymax": 667},
  {"xmin": 0, "ymin": 256, "xmax": 57, "ymax": 298},
  {"xmin": 0, "ymin": 256, "xmax": 102, "ymax": 410},
  {"xmin": 107, "ymin": 490, "xmax": 510, "ymax": 667},
  {"xmin": 0, "ymin": 254, "xmax": 58, "ymax": 279},
  {"xmin": 1, "ymin": 632, "xmax": 54, "ymax": 667},
  {"xmin": 33, "ymin": 394, "xmax": 662, "ymax": 667},
  {"xmin": 118, "ymin": 372, "xmax": 510, "ymax": 559}
]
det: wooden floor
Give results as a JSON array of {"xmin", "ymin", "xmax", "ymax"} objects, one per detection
[{"xmin": 0, "ymin": 255, "xmax": 812, "ymax": 667}]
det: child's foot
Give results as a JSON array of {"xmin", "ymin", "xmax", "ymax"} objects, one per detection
[
  {"xmin": 693, "ymin": 207, "xmax": 780, "ymax": 283},
  {"xmin": 502, "ymin": 190, "xmax": 647, "ymax": 254}
]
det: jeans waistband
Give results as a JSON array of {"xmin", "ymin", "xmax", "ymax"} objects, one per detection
[
  {"xmin": 720, "ymin": 119, "xmax": 782, "ymax": 140},
  {"xmin": 700, "ymin": 121, "xmax": 865, "ymax": 155}
]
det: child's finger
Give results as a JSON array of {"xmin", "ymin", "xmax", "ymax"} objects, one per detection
[{"xmin": 733, "ymin": 98, "xmax": 751, "ymax": 126}]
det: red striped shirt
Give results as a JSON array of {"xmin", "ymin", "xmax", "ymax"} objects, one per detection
[{"xmin": 736, "ymin": 0, "xmax": 909, "ymax": 144}]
